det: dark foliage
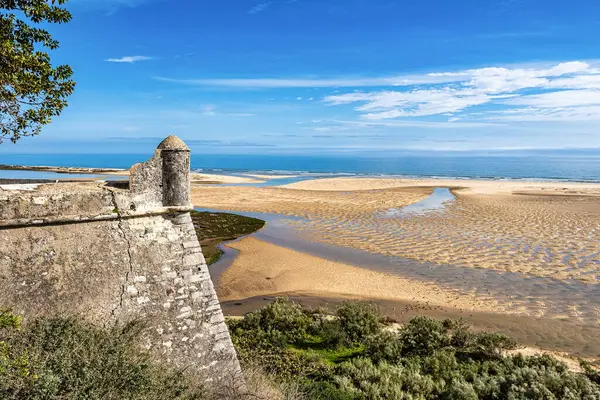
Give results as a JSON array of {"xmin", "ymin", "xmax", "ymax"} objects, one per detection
[
  {"xmin": 0, "ymin": 311, "xmax": 205, "ymax": 399},
  {"xmin": 1, "ymin": 0, "xmax": 76, "ymax": 143},
  {"xmin": 229, "ymin": 298, "xmax": 600, "ymax": 399},
  {"xmin": 190, "ymin": 211, "xmax": 265, "ymax": 265},
  {"xmin": 334, "ymin": 301, "xmax": 384, "ymax": 345}
]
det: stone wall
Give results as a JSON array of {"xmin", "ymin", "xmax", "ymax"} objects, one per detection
[{"xmin": 0, "ymin": 136, "xmax": 240, "ymax": 381}]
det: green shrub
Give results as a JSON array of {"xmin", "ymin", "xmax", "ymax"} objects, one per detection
[
  {"xmin": 440, "ymin": 379, "xmax": 478, "ymax": 400},
  {"xmin": 581, "ymin": 360, "xmax": 600, "ymax": 385},
  {"xmin": 302, "ymin": 381, "xmax": 360, "ymax": 400},
  {"xmin": 0, "ymin": 310, "xmax": 31, "ymax": 388},
  {"xmin": 335, "ymin": 301, "xmax": 383, "ymax": 345},
  {"xmin": 320, "ymin": 320, "xmax": 349, "ymax": 349},
  {"xmin": 399, "ymin": 316, "xmax": 450, "ymax": 357},
  {"xmin": 0, "ymin": 315, "xmax": 205, "ymax": 399},
  {"xmin": 227, "ymin": 299, "xmax": 600, "ymax": 400},
  {"xmin": 365, "ymin": 331, "xmax": 403, "ymax": 364},
  {"xmin": 467, "ymin": 332, "xmax": 518, "ymax": 360},
  {"xmin": 334, "ymin": 357, "xmax": 437, "ymax": 400},
  {"xmin": 229, "ymin": 298, "xmax": 318, "ymax": 345}
]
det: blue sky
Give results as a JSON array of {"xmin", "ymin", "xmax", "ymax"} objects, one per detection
[{"xmin": 4, "ymin": 0, "xmax": 600, "ymax": 154}]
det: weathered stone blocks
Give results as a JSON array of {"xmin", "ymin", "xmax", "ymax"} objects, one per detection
[{"xmin": 0, "ymin": 136, "xmax": 240, "ymax": 383}]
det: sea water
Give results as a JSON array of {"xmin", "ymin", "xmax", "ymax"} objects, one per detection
[{"xmin": 1, "ymin": 153, "xmax": 600, "ymax": 182}]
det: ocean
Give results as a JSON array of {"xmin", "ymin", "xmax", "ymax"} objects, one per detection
[{"xmin": 1, "ymin": 153, "xmax": 600, "ymax": 182}]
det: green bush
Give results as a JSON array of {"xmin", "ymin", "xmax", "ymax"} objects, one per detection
[
  {"xmin": 365, "ymin": 331, "xmax": 403, "ymax": 364},
  {"xmin": 0, "ymin": 311, "xmax": 31, "ymax": 388},
  {"xmin": 335, "ymin": 301, "xmax": 383, "ymax": 345},
  {"xmin": 466, "ymin": 331, "xmax": 518, "ymax": 360},
  {"xmin": 229, "ymin": 298, "xmax": 319, "ymax": 345},
  {"xmin": 399, "ymin": 316, "xmax": 451, "ymax": 357},
  {"xmin": 228, "ymin": 300, "xmax": 600, "ymax": 400},
  {"xmin": 0, "ymin": 314, "xmax": 205, "ymax": 399}
]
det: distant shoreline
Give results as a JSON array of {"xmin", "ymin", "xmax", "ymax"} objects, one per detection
[
  {"xmin": 2, "ymin": 162, "xmax": 600, "ymax": 184},
  {"xmin": 0, "ymin": 164, "xmax": 127, "ymax": 175}
]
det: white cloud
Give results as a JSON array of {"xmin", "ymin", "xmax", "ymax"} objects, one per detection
[
  {"xmin": 248, "ymin": 1, "xmax": 274, "ymax": 14},
  {"xmin": 155, "ymin": 61, "xmax": 598, "ymax": 89},
  {"xmin": 106, "ymin": 56, "xmax": 153, "ymax": 63},
  {"xmin": 199, "ymin": 105, "xmax": 254, "ymax": 118},
  {"xmin": 153, "ymin": 74, "xmax": 467, "ymax": 88},
  {"xmin": 504, "ymin": 90, "xmax": 600, "ymax": 108},
  {"xmin": 490, "ymin": 106, "xmax": 600, "ymax": 122},
  {"xmin": 229, "ymin": 113, "xmax": 256, "ymax": 117},
  {"xmin": 316, "ymin": 119, "xmax": 503, "ymax": 130},
  {"xmin": 321, "ymin": 61, "xmax": 600, "ymax": 120},
  {"xmin": 157, "ymin": 60, "xmax": 600, "ymax": 125},
  {"xmin": 325, "ymin": 89, "xmax": 492, "ymax": 119},
  {"xmin": 201, "ymin": 105, "xmax": 217, "ymax": 116},
  {"xmin": 69, "ymin": 0, "xmax": 154, "ymax": 13},
  {"xmin": 547, "ymin": 74, "xmax": 600, "ymax": 90}
]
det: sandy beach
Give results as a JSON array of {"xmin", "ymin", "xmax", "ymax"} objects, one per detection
[
  {"xmin": 190, "ymin": 173, "xmax": 265, "ymax": 184},
  {"xmin": 193, "ymin": 175, "xmax": 600, "ymax": 360},
  {"xmin": 282, "ymin": 176, "xmax": 600, "ymax": 195},
  {"xmin": 217, "ymin": 236, "xmax": 507, "ymax": 313},
  {"xmin": 217, "ymin": 237, "xmax": 600, "ymax": 360},
  {"xmin": 194, "ymin": 177, "xmax": 600, "ymax": 282}
]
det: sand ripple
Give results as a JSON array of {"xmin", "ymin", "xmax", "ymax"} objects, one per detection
[
  {"xmin": 297, "ymin": 192, "xmax": 600, "ymax": 282},
  {"xmin": 193, "ymin": 182, "xmax": 600, "ymax": 282}
]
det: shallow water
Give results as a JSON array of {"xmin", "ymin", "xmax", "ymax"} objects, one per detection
[
  {"xmin": 194, "ymin": 173, "xmax": 330, "ymax": 188},
  {"xmin": 381, "ymin": 188, "xmax": 456, "ymax": 217},
  {"xmin": 0, "ymin": 169, "xmax": 127, "ymax": 181},
  {"xmin": 199, "ymin": 200, "xmax": 600, "ymax": 325}
]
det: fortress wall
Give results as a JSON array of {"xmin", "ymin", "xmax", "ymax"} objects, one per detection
[{"xmin": 0, "ymin": 136, "xmax": 240, "ymax": 381}]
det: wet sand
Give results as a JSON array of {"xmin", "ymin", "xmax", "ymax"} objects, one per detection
[
  {"xmin": 217, "ymin": 237, "xmax": 600, "ymax": 360},
  {"xmin": 191, "ymin": 173, "xmax": 265, "ymax": 184},
  {"xmin": 217, "ymin": 237, "xmax": 506, "ymax": 313},
  {"xmin": 193, "ymin": 184, "xmax": 432, "ymax": 219},
  {"xmin": 283, "ymin": 176, "xmax": 600, "ymax": 196},
  {"xmin": 195, "ymin": 176, "xmax": 600, "ymax": 359},
  {"xmin": 194, "ymin": 178, "xmax": 600, "ymax": 282},
  {"xmin": 242, "ymin": 174, "xmax": 299, "ymax": 180}
]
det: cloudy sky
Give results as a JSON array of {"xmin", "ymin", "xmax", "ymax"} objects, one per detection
[{"xmin": 3, "ymin": 0, "xmax": 600, "ymax": 154}]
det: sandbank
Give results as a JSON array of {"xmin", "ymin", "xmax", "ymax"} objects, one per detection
[
  {"xmin": 0, "ymin": 164, "xmax": 127, "ymax": 175},
  {"xmin": 217, "ymin": 238, "xmax": 600, "ymax": 361},
  {"xmin": 191, "ymin": 173, "xmax": 264, "ymax": 184},
  {"xmin": 193, "ymin": 177, "xmax": 600, "ymax": 282},
  {"xmin": 218, "ymin": 237, "xmax": 508, "ymax": 314},
  {"xmin": 283, "ymin": 176, "xmax": 600, "ymax": 196},
  {"xmin": 241, "ymin": 174, "xmax": 299, "ymax": 180}
]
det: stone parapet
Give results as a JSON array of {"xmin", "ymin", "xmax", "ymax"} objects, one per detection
[{"xmin": 0, "ymin": 136, "xmax": 241, "ymax": 384}]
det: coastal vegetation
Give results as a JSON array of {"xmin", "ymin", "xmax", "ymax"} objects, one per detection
[
  {"xmin": 0, "ymin": 311, "xmax": 205, "ymax": 399},
  {"xmin": 0, "ymin": 0, "xmax": 75, "ymax": 144},
  {"xmin": 191, "ymin": 210, "xmax": 265, "ymax": 265},
  {"xmin": 229, "ymin": 298, "xmax": 600, "ymax": 399},
  {"xmin": 2, "ymin": 300, "xmax": 600, "ymax": 399}
]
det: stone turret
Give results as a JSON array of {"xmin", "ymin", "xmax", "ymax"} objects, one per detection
[
  {"xmin": 158, "ymin": 135, "xmax": 191, "ymax": 207},
  {"xmin": 0, "ymin": 135, "xmax": 241, "ymax": 385},
  {"xmin": 129, "ymin": 135, "xmax": 192, "ymax": 211}
]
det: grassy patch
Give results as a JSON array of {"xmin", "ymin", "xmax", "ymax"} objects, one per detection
[
  {"xmin": 229, "ymin": 298, "xmax": 600, "ymax": 400},
  {"xmin": 190, "ymin": 211, "xmax": 265, "ymax": 265},
  {"xmin": 288, "ymin": 336, "xmax": 365, "ymax": 365}
]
